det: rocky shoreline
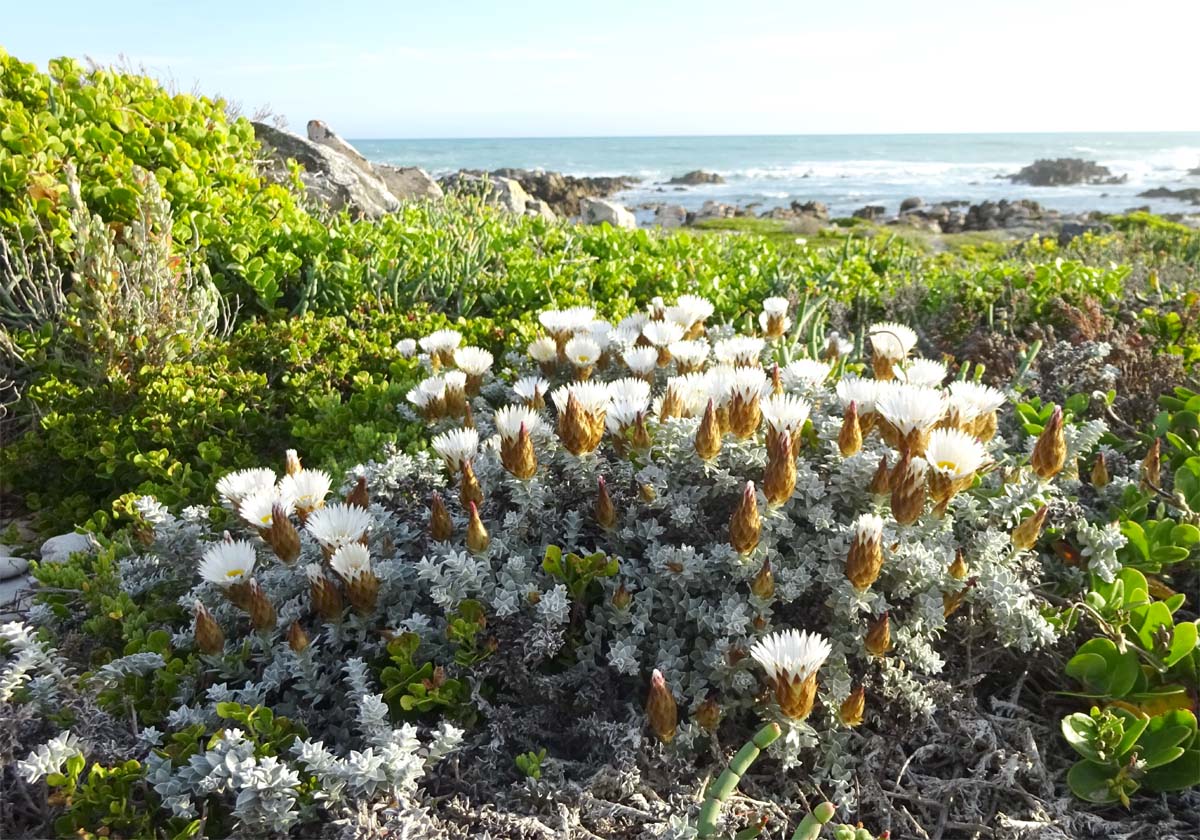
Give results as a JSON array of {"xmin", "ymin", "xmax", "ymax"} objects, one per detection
[{"xmin": 252, "ymin": 120, "xmax": 1200, "ymax": 241}]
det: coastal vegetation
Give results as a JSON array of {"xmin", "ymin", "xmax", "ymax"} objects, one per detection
[{"xmin": 1, "ymin": 49, "xmax": 1198, "ymax": 839}]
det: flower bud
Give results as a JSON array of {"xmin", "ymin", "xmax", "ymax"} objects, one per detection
[
  {"xmin": 1091, "ymin": 452, "xmax": 1109, "ymax": 488},
  {"xmin": 466, "ymin": 501, "xmax": 490, "ymax": 554},
  {"xmin": 750, "ymin": 557, "xmax": 775, "ymax": 600},
  {"xmin": 948, "ymin": 548, "xmax": 968, "ymax": 581},
  {"xmin": 839, "ymin": 685, "xmax": 866, "ymax": 727},
  {"xmin": 463, "ymin": 401, "xmax": 476, "ymax": 429},
  {"xmin": 246, "ymin": 578, "xmax": 276, "ymax": 633},
  {"xmin": 865, "ymin": 612, "xmax": 891, "ymax": 657},
  {"xmin": 639, "ymin": 483, "xmax": 658, "ymax": 503},
  {"xmin": 632, "ymin": 413, "xmax": 652, "ymax": 451},
  {"xmin": 611, "ymin": 581, "xmax": 632, "ymax": 610},
  {"xmin": 345, "ymin": 476, "xmax": 369, "ymax": 510},
  {"xmin": 943, "ymin": 580, "xmax": 974, "ymax": 618},
  {"xmin": 460, "ymin": 461, "xmax": 483, "ymax": 509},
  {"xmin": 285, "ymin": 449, "xmax": 302, "ymax": 476},
  {"xmin": 889, "ymin": 453, "xmax": 928, "ymax": 526},
  {"xmin": 695, "ymin": 398, "xmax": 722, "ymax": 461},
  {"xmin": 346, "ymin": 570, "xmax": 380, "ymax": 616},
  {"xmin": 728, "ymin": 391, "xmax": 761, "ymax": 440},
  {"xmin": 763, "ymin": 432, "xmax": 796, "ymax": 507},
  {"xmin": 730, "ymin": 481, "xmax": 762, "ymax": 555},
  {"xmin": 1031, "ymin": 407, "xmax": 1066, "ymax": 480},
  {"xmin": 845, "ymin": 514, "xmax": 885, "ymax": 592},
  {"xmin": 646, "ymin": 669, "xmax": 678, "ymax": 743},
  {"xmin": 694, "ymin": 696, "xmax": 722, "ymax": 732},
  {"xmin": 265, "ymin": 503, "xmax": 301, "ymax": 565},
  {"xmin": 596, "ymin": 476, "xmax": 617, "ymax": 530},
  {"xmin": 430, "ymin": 492, "xmax": 453, "ymax": 542},
  {"xmin": 1141, "ymin": 438, "xmax": 1161, "ymax": 490},
  {"xmin": 868, "ymin": 454, "xmax": 891, "ymax": 495},
  {"xmin": 501, "ymin": 422, "xmax": 538, "ymax": 480},
  {"xmin": 839, "ymin": 401, "xmax": 863, "ymax": 457},
  {"xmin": 308, "ymin": 566, "xmax": 344, "ymax": 622},
  {"xmin": 659, "ymin": 385, "xmax": 683, "ymax": 420},
  {"xmin": 771, "ymin": 363, "xmax": 784, "ymax": 396},
  {"xmin": 288, "ymin": 620, "xmax": 310, "ymax": 653},
  {"xmin": 975, "ymin": 410, "xmax": 999, "ymax": 443},
  {"xmin": 193, "ymin": 601, "xmax": 224, "ymax": 655},
  {"xmin": 1012, "ymin": 505, "xmax": 1048, "ymax": 551}
]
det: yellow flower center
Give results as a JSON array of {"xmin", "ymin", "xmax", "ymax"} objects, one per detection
[
  {"xmin": 225, "ymin": 568, "xmax": 244, "ymax": 579},
  {"xmin": 937, "ymin": 459, "xmax": 959, "ymax": 473}
]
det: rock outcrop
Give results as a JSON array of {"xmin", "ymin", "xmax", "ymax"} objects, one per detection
[
  {"xmin": 654, "ymin": 205, "xmax": 688, "ymax": 228},
  {"xmin": 1010, "ymin": 158, "xmax": 1126, "ymax": 187},
  {"xmin": 441, "ymin": 169, "xmax": 637, "ymax": 216},
  {"xmin": 900, "ymin": 197, "xmax": 924, "ymax": 212},
  {"xmin": 374, "ymin": 164, "xmax": 444, "ymax": 201},
  {"xmin": 853, "ymin": 205, "xmax": 886, "ymax": 221},
  {"xmin": 668, "ymin": 170, "xmax": 725, "ymax": 185},
  {"xmin": 580, "ymin": 197, "xmax": 636, "ymax": 229},
  {"xmin": 1138, "ymin": 187, "xmax": 1200, "ymax": 204},
  {"xmin": 525, "ymin": 200, "xmax": 557, "ymax": 222}
]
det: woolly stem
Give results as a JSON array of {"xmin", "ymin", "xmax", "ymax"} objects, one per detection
[{"xmin": 696, "ymin": 722, "xmax": 781, "ymax": 838}]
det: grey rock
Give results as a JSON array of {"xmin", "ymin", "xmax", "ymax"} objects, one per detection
[
  {"xmin": 40, "ymin": 532, "xmax": 98, "ymax": 564},
  {"xmin": 525, "ymin": 200, "xmax": 557, "ymax": 222},
  {"xmin": 667, "ymin": 170, "xmax": 725, "ymax": 186},
  {"xmin": 1138, "ymin": 187, "xmax": 1200, "ymax": 204},
  {"xmin": 1010, "ymin": 158, "xmax": 1126, "ymax": 187},
  {"xmin": 305, "ymin": 120, "xmax": 373, "ymax": 175},
  {"xmin": 654, "ymin": 205, "xmax": 688, "ymax": 228},
  {"xmin": 852, "ymin": 205, "xmax": 887, "ymax": 221},
  {"xmin": 373, "ymin": 164, "xmax": 444, "ymax": 201},
  {"xmin": 489, "ymin": 177, "xmax": 533, "ymax": 215},
  {"xmin": 580, "ymin": 197, "xmax": 636, "ymax": 229},
  {"xmin": 791, "ymin": 200, "xmax": 829, "ymax": 221},
  {"xmin": 1059, "ymin": 220, "xmax": 1114, "ymax": 245},
  {"xmin": 900, "ymin": 197, "xmax": 924, "ymax": 212},
  {"xmin": 0, "ymin": 552, "xmax": 29, "ymax": 580}
]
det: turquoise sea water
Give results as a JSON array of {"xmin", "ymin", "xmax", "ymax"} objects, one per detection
[{"xmin": 352, "ymin": 132, "xmax": 1200, "ymax": 217}]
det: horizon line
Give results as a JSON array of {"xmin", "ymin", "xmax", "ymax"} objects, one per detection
[{"xmin": 344, "ymin": 129, "xmax": 1200, "ymax": 143}]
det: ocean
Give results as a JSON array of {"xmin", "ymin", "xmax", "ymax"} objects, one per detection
[{"xmin": 352, "ymin": 132, "xmax": 1200, "ymax": 219}]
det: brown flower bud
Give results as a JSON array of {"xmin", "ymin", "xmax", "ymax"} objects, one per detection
[
  {"xmin": 346, "ymin": 570, "xmax": 380, "ymax": 616},
  {"xmin": 889, "ymin": 453, "xmax": 928, "ymax": 526},
  {"xmin": 430, "ymin": 492, "xmax": 453, "ymax": 542},
  {"xmin": 750, "ymin": 557, "xmax": 775, "ymax": 600},
  {"xmin": 224, "ymin": 579, "xmax": 253, "ymax": 611},
  {"xmin": 646, "ymin": 669, "xmax": 678, "ymax": 743},
  {"xmin": 868, "ymin": 454, "xmax": 891, "ymax": 495},
  {"xmin": 771, "ymin": 363, "xmax": 784, "ymax": 396},
  {"xmin": 865, "ymin": 612, "xmax": 892, "ymax": 657},
  {"xmin": 558, "ymin": 392, "xmax": 605, "ymax": 455},
  {"xmin": 465, "ymin": 372, "xmax": 484, "ymax": 398},
  {"xmin": 345, "ymin": 476, "xmax": 369, "ymax": 509},
  {"xmin": 639, "ymin": 483, "xmax": 658, "ymax": 502},
  {"xmin": 611, "ymin": 582, "xmax": 632, "ymax": 610},
  {"xmin": 463, "ymin": 401, "xmax": 476, "ymax": 429},
  {"xmin": 1091, "ymin": 452, "xmax": 1109, "ymax": 488},
  {"xmin": 460, "ymin": 461, "xmax": 483, "ymax": 509},
  {"xmin": 695, "ymin": 398, "xmax": 722, "ymax": 461},
  {"xmin": 501, "ymin": 423, "xmax": 538, "ymax": 480},
  {"xmin": 773, "ymin": 671, "xmax": 819, "ymax": 721},
  {"xmin": 1031, "ymin": 407, "xmax": 1066, "ymax": 480},
  {"xmin": 193, "ymin": 601, "xmax": 224, "ymax": 655},
  {"xmin": 729, "ymin": 391, "xmax": 762, "ymax": 440},
  {"xmin": 1012, "ymin": 506, "xmax": 1049, "ymax": 551},
  {"xmin": 285, "ymin": 449, "xmax": 303, "ymax": 476},
  {"xmin": 596, "ymin": 476, "xmax": 617, "ymax": 530},
  {"xmin": 975, "ymin": 410, "xmax": 999, "ymax": 442},
  {"xmin": 839, "ymin": 685, "xmax": 866, "ymax": 728},
  {"xmin": 246, "ymin": 578, "xmax": 276, "ymax": 633},
  {"xmin": 632, "ymin": 413, "xmax": 652, "ymax": 451},
  {"xmin": 308, "ymin": 568, "xmax": 344, "ymax": 622},
  {"xmin": 694, "ymin": 696, "xmax": 722, "ymax": 732},
  {"xmin": 845, "ymin": 515, "xmax": 885, "ymax": 592},
  {"xmin": 763, "ymin": 432, "xmax": 797, "ymax": 507},
  {"xmin": 659, "ymin": 385, "xmax": 683, "ymax": 420},
  {"xmin": 265, "ymin": 503, "xmax": 301, "ymax": 565},
  {"xmin": 1141, "ymin": 438, "xmax": 1161, "ymax": 490},
  {"xmin": 466, "ymin": 501, "xmax": 490, "ymax": 554},
  {"xmin": 948, "ymin": 548, "xmax": 968, "ymax": 581},
  {"xmin": 943, "ymin": 580, "xmax": 975, "ymax": 618},
  {"xmin": 444, "ymin": 381, "xmax": 467, "ymax": 416},
  {"xmin": 730, "ymin": 481, "xmax": 762, "ymax": 555},
  {"xmin": 872, "ymin": 351, "xmax": 897, "ymax": 381},
  {"xmin": 839, "ymin": 401, "xmax": 863, "ymax": 457},
  {"xmin": 287, "ymin": 620, "xmax": 310, "ymax": 653}
]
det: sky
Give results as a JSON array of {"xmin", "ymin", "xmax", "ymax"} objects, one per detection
[{"xmin": 4, "ymin": 0, "xmax": 1198, "ymax": 138}]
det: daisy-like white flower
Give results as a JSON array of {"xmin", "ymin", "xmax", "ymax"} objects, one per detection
[
  {"xmin": 896, "ymin": 358, "xmax": 947, "ymax": 387},
  {"xmin": 238, "ymin": 489, "xmax": 295, "ymax": 530},
  {"xmin": 588, "ymin": 320, "xmax": 614, "ymax": 350},
  {"xmin": 704, "ymin": 364, "xmax": 738, "ymax": 405},
  {"xmin": 330, "ymin": 542, "xmax": 372, "ymax": 581},
  {"xmin": 822, "ymin": 331, "xmax": 855, "ymax": 361},
  {"xmin": 279, "ymin": 469, "xmax": 332, "ymax": 513},
  {"xmin": 549, "ymin": 381, "xmax": 612, "ymax": 415},
  {"xmin": 528, "ymin": 336, "xmax": 559, "ymax": 363},
  {"xmin": 845, "ymin": 512, "xmax": 885, "ymax": 590},
  {"xmin": 835, "ymin": 376, "xmax": 879, "ymax": 412},
  {"xmin": 783, "ymin": 358, "xmax": 832, "ymax": 388},
  {"xmin": 442, "ymin": 369, "xmax": 467, "ymax": 392},
  {"xmin": 493, "ymin": 405, "xmax": 546, "ymax": 442},
  {"xmin": 419, "ymin": 329, "xmax": 462, "ymax": 355},
  {"xmin": 658, "ymin": 373, "xmax": 708, "ymax": 418},
  {"xmin": 216, "ymin": 468, "xmax": 277, "ymax": 510},
  {"xmin": 730, "ymin": 366, "xmax": 769, "ymax": 401},
  {"xmin": 875, "ymin": 385, "xmax": 947, "ymax": 437},
  {"xmin": 432, "ymin": 427, "xmax": 479, "ymax": 470},
  {"xmin": 607, "ymin": 377, "xmax": 652, "ymax": 407},
  {"xmin": 868, "ymin": 322, "xmax": 918, "ymax": 362},
  {"xmin": 761, "ymin": 394, "xmax": 812, "ymax": 437},
  {"xmin": 605, "ymin": 399, "xmax": 645, "ymax": 433},
  {"xmin": 616, "ymin": 313, "xmax": 650, "ymax": 338},
  {"xmin": 564, "ymin": 335, "xmax": 601, "ymax": 368},
  {"xmin": 925, "ymin": 428, "xmax": 987, "ymax": 479},
  {"xmin": 762, "ymin": 296, "xmax": 789, "ymax": 315},
  {"xmin": 453, "ymin": 347, "xmax": 493, "ymax": 376},
  {"xmin": 394, "ymin": 338, "xmax": 417, "ymax": 357},
  {"xmin": 513, "ymin": 375, "xmax": 549, "ymax": 403},
  {"xmin": 642, "ymin": 320, "xmax": 685, "ymax": 348},
  {"xmin": 947, "ymin": 380, "xmax": 1006, "ymax": 418},
  {"xmin": 668, "ymin": 340, "xmax": 709, "ymax": 371},
  {"xmin": 674, "ymin": 294, "xmax": 714, "ymax": 327},
  {"xmin": 199, "ymin": 540, "xmax": 258, "ymax": 586},
  {"xmin": 759, "ymin": 297, "xmax": 792, "ymax": 337},
  {"xmin": 713, "ymin": 336, "xmax": 765, "ymax": 367},
  {"xmin": 749, "ymin": 628, "xmax": 832, "ymax": 720},
  {"xmin": 623, "ymin": 346, "xmax": 659, "ymax": 377},
  {"xmin": 305, "ymin": 502, "xmax": 373, "ymax": 550}
]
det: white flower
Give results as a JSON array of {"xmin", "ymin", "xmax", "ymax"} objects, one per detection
[
  {"xmin": 823, "ymin": 331, "xmax": 854, "ymax": 358},
  {"xmin": 875, "ymin": 385, "xmax": 947, "ymax": 435},
  {"xmin": 305, "ymin": 503, "xmax": 373, "ymax": 550},
  {"xmin": 729, "ymin": 366, "xmax": 768, "ymax": 401},
  {"xmin": 588, "ymin": 320, "xmax": 614, "ymax": 350},
  {"xmin": 948, "ymin": 381, "xmax": 1006, "ymax": 417},
  {"xmin": 761, "ymin": 394, "xmax": 811, "ymax": 435},
  {"xmin": 869, "ymin": 322, "xmax": 918, "ymax": 361},
  {"xmin": 431, "ymin": 428, "xmax": 480, "ymax": 470},
  {"xmin": 758, "ymin": 311, "xmax": 794, "ymax": 333},
  {"xmin": 704, "ymin": 365, "xmax": 737, "ymax": 405},
  {"xmin": 408, "ymin": 375, "xmax": 446, "ymax": 409},
  {"xmin": 674, "ymin": 294, "xmax": 714, "ymax": 326},
  {"xmin": 442, "ymin": 370, "xmax": 467, "ymax": 392},
  {"xmin": 623, "ymin": 346, "xmax": 659, "ymax": 375},
  {"xmin": 550, "ymin": 382, "xmax": 611, "ymax": 415},
  {"xmin": 835, "ymin": 377, "xmax": 879, "ymax": 412},
  {"xmin": 513, "ymin": 376, "xmax": 550, "ymax": 402},
  {"xmin": 668, "ymin": 340, "xmax": 709, "ymax": 368},
  {"xmin": 896, "ymin": 358, "xmax": 947, "ymax": 387},
  {"xmin": 661, "ymin": 374, "xmax": 709, "ymax": 416},
  {"xmin": 528, "ymin": 336, "xmax": 559, "ymax": 363},
  {"xmin": 453, "ymin": 346, "xmax": 493, "ymax": 376},
  {"xmin": 852, "ymin": 512, "xmax": 884, "ymax": 542},
  {"xmin": 607, "ymin": 377, "xmax": 652, "ymax": 406},
  {"xmin": 642, "ymin": 320, "xmax": 685, "ymax": 347},
  {"xmin": 418, "ymin": 329, "xmax": 462, "ymax": 354},
  {"xmin": 279, "ymin": 470, "xmax": 333, "ymax": 511},
  {"xmin": 199, "ymin": 540, "xmax": 258, "ymax": 586},
  {"xmin": 395, "ymin": 338, "xmax": 417, "ymax": 357},
  {"xmin": 713, "ymin": 336, "xmax": 765, "ymax": 366},
  {"xmin": 606, "ymin": 399, "xmax": 646, "ymax": 432},
  {"xmin": 615, "ymin": 313, "xmax": 650, "ymax": 341},
  {"xmin": 540, "ymin": 307, "xmax": 595, "ymax": 334},
  {"xmin": 925, "ymin": 428, "xmax": 987, "ymax": 479},
  {"xmin": 493, "ymin": 405, "xmax": 545, "ymax": 442},
  {"xmin": 216, "ymin": 468, "xmax": 277, "ymax": 510},
  {"xmin": 564, "ymin": 335, "xmax": 601, "ymax": 367},
  {"xmin": 330, "ymin": 543, "xmax": 372, "ymax": 581},
  {"xmin": 762, "ymin": 296, "xmax": 789, "ymax": 316},
  {"xmin": 783, "ymin": 359, "xmax": 831, "ymax": 388},
  {"xmin": 750, "ymin": 629, "xmax": 832, "ymax": 686},
  {"xmin": 238, "ymin": 489, "xmax": 295, "ymax": 529}
]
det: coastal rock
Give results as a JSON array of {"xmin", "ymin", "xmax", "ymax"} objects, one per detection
[
  {"xmin": 791, "ymin": 200, "xmax": 829, "ymax": 220},
  {"xmin": 654, "ymin": 205, "xmax": 688, "ymax": 228},
  {"xmin": 900, "ymin": 197, "xmax": 924, "ymax": 212},
  {"xmin": 306, "ymin": 120, "xmax": 374, "ymax": 175},
  {"xmin": 253, "ymin": 122, "xmax": 400, "ymax": 218},
  {"xmin": 0, "ymin": 549, "xmax": 28, "ymax": 580},
  {"xmin": 1010, "ymin": 158, "xmax": 1126, "ymax": 187},
  {"xmin": 668, "ymin": 170, "xmax": 725, "ymax": 186},
  {"xmin": 488, "ymin": 177, "xmax": 533, "ymax": 215},
  {"xmin": 1059, "ymin": 220, "xmax": 1114, "ymax": 245},
  {"xmin": 890, "ymin": 213, "xmax": 941, "ymax": 233},
  {"xmin": 1138, "ymin": 187, "xmax": 1200, "ymax": 204},
  {"xmin": 442, "ymin": 169, "xmax": 638, "ymax": 217},
  {"xmin": 580, "ymin": 197, "xmax": 636, "ymax": 229},
  {"xmin": 525, "ymin": 200, "xmax": 557, "ymax": 222},
  {"xmin": 692, "ymin": 200, "xmax": 738, "ymax": 222},
  {"xmin": 852, "ymin": 205, "xmax": 886, "ymax": 221},
  {"xmin": 373, "ymin": 164, "xmax": 444, "ymax": 201},
  {"xmin": 40, "ymin": 532, "xmax": 98, "ymax": 564},
  {"xmin": 962, "ymin": 199, "xmax": 1046, "ymax": 232}
]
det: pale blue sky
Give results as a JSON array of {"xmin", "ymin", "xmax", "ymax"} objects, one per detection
[{"xmin": 4, "ymin": 1, "xmax": 1197, "ymax": 138}]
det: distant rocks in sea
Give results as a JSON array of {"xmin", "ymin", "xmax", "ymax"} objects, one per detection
[
  {"xmin": 439, "ymin": 169, "xmax": 639, "ymax": 217},
  {"xmin": 667, "ymin": 170, "xmax": 725, "ymax": 185},
  {"xmin": 1138, "ymin": 186, "xmax": 1200, "ymax": 205},
  {"xmin": 1009, "ymin": 158, "xmax": 1127, "ymax": 187}
]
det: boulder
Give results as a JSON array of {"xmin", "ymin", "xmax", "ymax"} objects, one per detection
[
  {"xmin": 373, "ymin": 164, "xmax": 443, "ymax": 201},
  {"xmin": 1059, "ymin": 220, "xmax": 1114, "ymax": 245},
  {"xmin": 667, "ymin": 170, "xmax": 725, "ymax": 186},
  {"xmin": 692, "ymin": 200, "xmax": 738, "ymax": 222},
  {"xmin": 40, "ymin": 532, "xmax": 98, "ymax": 564},
  {"xmin": 0, "ymin": 544, "xmax": 28, "ymax": 580},
  {"xmin": 852, "ymin": 205, "xmax": 886, "ymax": 221},
  {"xmin": 306, "ymin": 120, "xmax": 374, "ymax": 175},
  {"xmin": 791, "ymin": 200, "xmax": 829, "ymax": 221},
  {"xmin": 1138, "ymin": 187, "xmax": 1200, "ymax": 204},
  {"xmin": 253, "ymin": 122, "xmax": 400, "ymax": 218},
  {"xmin": 580, "ymin": 197, "xmax": 636, "ymax": 229},
  {"xmin": 488, "ymin": 177, "xmax": 533, "ymax": 215},
  {"xmin": 654, "ymin": 205, "xmax": 688, "ymax": 228},
  {"xmin": 525, "ymin": 200, "xmax": 557, "ymax": 222},
  {"xmin": 1009, "ymin": 158, "xmax": 1126, "ymax": 187},
  {"xmin": 442, "ymin": 169, "xmax": 638, "ymax": 217},
  {"xmin": 899, "ymin": 197, "xmax": 924, "ymax": 212}
]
